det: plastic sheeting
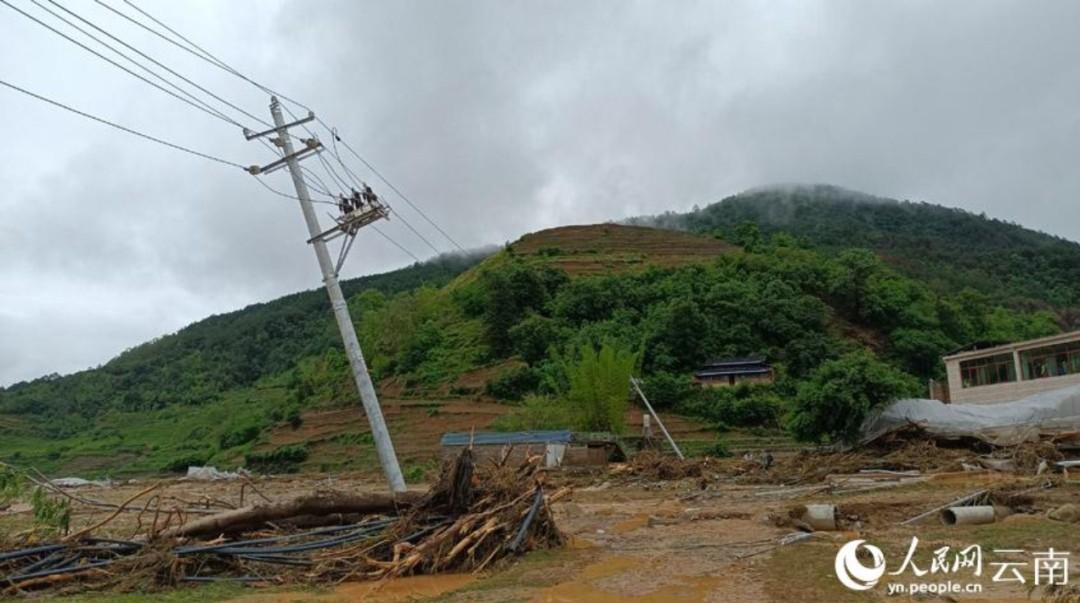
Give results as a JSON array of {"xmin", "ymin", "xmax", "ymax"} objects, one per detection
[
  {"xmin": 49, "ymin": 477, "xmax": 111, "ymax": 488},
  {"xmin": 184, "ymin": 466, "xmax": 248, "ymax": 481},
  {"xmin": 860, "ymin": 384, "xmax": 1080, "ymax": 446}
]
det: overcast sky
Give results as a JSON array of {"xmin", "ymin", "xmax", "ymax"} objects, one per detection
[{"xmin": 1, "ymin": 0, "xmax": 1079, "ymax": 386}]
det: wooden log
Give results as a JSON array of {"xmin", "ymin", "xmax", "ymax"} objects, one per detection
[{"xmin": 162, "ymin": 489, "xmax": 423, "ymax": 538}]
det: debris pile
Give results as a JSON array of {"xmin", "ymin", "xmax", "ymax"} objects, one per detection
[
  {"xmin": 309, "ymin": 447, "xmax": 566, "ymax": 581},
  {"xmin": 611, "ymin": 450, "xmax": 716, "ymax": 481},
  {"xmin": 0, "ymin": 448, "xmax": 564, "ymax": 596},
  {"xmin": 734, "ymin": 437, "xmax": 972, "ymax": 484}
]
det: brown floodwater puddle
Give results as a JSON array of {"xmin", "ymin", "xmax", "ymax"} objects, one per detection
[
  {"xmin": 226, "ymin": 573, "xmax": 475, "ymax": 602},
  {"xmin": 533, "ymin": 555, "xmax": 725, "ymax": 602}
]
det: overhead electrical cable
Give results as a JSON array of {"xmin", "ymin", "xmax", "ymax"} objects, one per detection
[
  {"xmin": 0, "ymin": 77, "xmax": 245, "ymax": 168},
  {"xmin": 373, "ymin": 225, "xmax": 422, "ymax": 263},
  {"xmin": 41, "ymin": 0, "xmax": 272, "ymax": 128},
  {"xmin": 26, "ymin": 0, "xmax": 244, "ymax": 128},
  {"xmin": 323, "ymin": 126, "xmax": 466, "ymax": 252},
  {"xmin": 250, "ymin": 175, "xmax": 335, "ymax": 206},
  {"xmin": 118, "ymin": 0, "xmax": 466, "ymax": 255},
  {"xmin": 99, "ymin": 0, "xmax": 462, "ymax": 257},
  {"xmin": 1, "ymin": 0, "xmax": 247, "ymax": 129},
  {"xmin": 95, "ymin": 0, "xmax": 311, "ymax": 112}
]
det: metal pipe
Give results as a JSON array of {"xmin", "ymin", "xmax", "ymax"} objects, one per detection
[
  {"xmin": 940, "ymin": 506, "xmax": 996, "ymax": 526},
  {"xmin": 630, "ymin": 377, "xmax": 684, "ymax": 459},
  {"xmin": 802, "ymin": 504, "xmax": 837, "ymax": 530}
]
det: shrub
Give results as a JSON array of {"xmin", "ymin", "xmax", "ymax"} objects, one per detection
[
  {"xmin": 286, "ymin": 407, "xmax": 303, "ymax": 430},
  {"xmin": 702, "ymin": 440, "xmax": 731, "ymax": 458},
  {"xmin": 219, "ymin": 424, "xmax": 261, "ymax": 449},
  {"xmin": 245, "ymin": 444, "xmax": 310, "ymax": 474},
  {"xmin": 485, "ymin": 366, "xmax": 541, "ymax": 401},
  {"xmin": 334, "ymin": 432, "xmax": 375, "ymax": 446},
  {"xmin": 491, "ymin": 394, "xmax": 580, "ymax": 432},
  {"xmin": 31, "ymin": 487, "xmax": 70, "ymax": 534},
  {"xmin": 639, "ymin": 371, "xmax": 693, "ymax": 409},
  {"xmin": 678, "ymin": 384, "xmax": 785, "ymax": 429},
  {"xmin": 161, "ymin": 453, "xmax": 208, "ymax": 474},
  {"xmin": 403, "ymin": 463, "xmax": 433, "ymax": 482},
  {"xmin": 788, "ymin": 350, "xmax": 921, "ymax": 444}
]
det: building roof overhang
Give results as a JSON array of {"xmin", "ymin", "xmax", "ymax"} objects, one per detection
[{"xmin": 942, "ymin": 329, "xmax": 1080, "ymax": 362}]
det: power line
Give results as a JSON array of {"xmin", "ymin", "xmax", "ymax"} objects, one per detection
[
  {"xmin": 0, "ymin": 77, "xmax": 244, "ymax": 168},
  {"xmin": 110, "ymin": 0, "xmax": 464, "ymax": 255},
  {"xmin": 316, "ymin": 151, "xmax": 351, "ymax": 192},
  {"xmin": 1, "ymin": 0, "xmax": 242, "ymax": 129},
  {"xmin": 324, "ymin": 125, "xmax": 466, "ymax": 252},
  {"xmin": 42, "ymin": 0, "xmax": 271, "ymax": 128},
  {"xmin": 96, "ymin": 0, "xmax": 312, "ymax": 112},
  {"xmin": 300, "ymin": 167, "xmax": 335, "ymax": 197},
  {"xmin": 249, "ymin": 174, "xmax": 335, "ymax": 206},
  {"xmin": 373, "ymin": 225, "xmax": 422, "ymax": 263},
  {"xmin": 325, "ymin": 130, "xmax": 446, "ymax": 256},
  {"xmin": 27, "ymin": 0, "xmax": 239, "ymax": 127},
  {"xmin": 119, "ymin": 0, "xmax": 220, "ymax": 63}
]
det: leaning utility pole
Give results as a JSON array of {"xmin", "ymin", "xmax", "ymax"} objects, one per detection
[{"xmin": 245, "ymin": 97, "xmax": 406, "ymax": 492}]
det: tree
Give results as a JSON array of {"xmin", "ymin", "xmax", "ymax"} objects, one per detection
[
  {"xmin": 480, "ymin": 262, "xmax": 567, "ymax": 356},
  {"xmin": 788, "ymin": 350, "xmax": 921, "ymax": 444},
  {"xmin": 557, "ymin": 341, "xmax": 640, "ymax": 434},
  {"xmin": 508, "ymin": 314, "xmax": 565, "ymax": 364},
  {"xmin": 639, "ymin": 371, "xmax": 693, "ymax": 410}
]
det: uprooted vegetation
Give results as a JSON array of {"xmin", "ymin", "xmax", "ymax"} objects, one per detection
[{"xmin": 0, "ymin": 448, "xmax": 564, "ymax": 596}]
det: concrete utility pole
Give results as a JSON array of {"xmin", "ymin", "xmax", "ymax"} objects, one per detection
[{"xmin": 247, "ymin": 97, "xmax": 406, "ymax": 492}]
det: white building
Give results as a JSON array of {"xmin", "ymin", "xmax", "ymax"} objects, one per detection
[{"xmin": 942, "ymin": 330, "xmax": 1080, "ymax": 404}]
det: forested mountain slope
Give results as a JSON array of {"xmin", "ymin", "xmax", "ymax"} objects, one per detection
[
  {"xmin": 1, "ymin": 186, "xmax": 1074, "ymax": 475},
  {"xmin": 0, "ymin": 252, "xmax": 488, "ymax": 427},
  {"xmin": 638, "ymin": 184, "xmax": 1080, "ymax": 313}
]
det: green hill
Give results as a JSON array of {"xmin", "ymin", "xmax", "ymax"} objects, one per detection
[
  {"xmin": 0, "ymin": 253, "xmax": 487, "ymax": 428},
  {"xmin": 638, "ymin": 184, "xmax": 1080, "ymax": 313},
  {"xmin": 1, "ymin": 186, "xmax": 1073, "ymax": 475}
]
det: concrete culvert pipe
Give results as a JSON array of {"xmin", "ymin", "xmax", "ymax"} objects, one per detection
[
  {"xmin": 802, "ymin": 504, "xmax": 837, "ymax": 530},
  {"xmin": 941, "ymin": 506, "xmax": 996, "ymax": 526}
]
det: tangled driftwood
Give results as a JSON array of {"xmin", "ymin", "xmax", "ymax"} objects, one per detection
[{"xmin": 0, "ymin": 447, "xmax": 565, "ymax": 596}]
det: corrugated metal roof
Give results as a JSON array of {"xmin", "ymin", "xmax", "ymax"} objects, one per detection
[
  {"xmin": 440, "ymin": 430, "xmax": 573, "ymax": 447},
  {"xmin": 695, "ymin": 367, "xmax": 772, "ymax": 378},
  {"xmin": 702, "ymin": 356, "xmax": 767, "ymax": 368}
]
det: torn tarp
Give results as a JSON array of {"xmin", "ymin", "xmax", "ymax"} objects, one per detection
[{"xmin": 860, "ymin": 384, "xmax": 1080, "ymax": 446}]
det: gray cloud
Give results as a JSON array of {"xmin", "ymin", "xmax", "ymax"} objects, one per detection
[{"xmin": 2, "ymin": 0, "xmax": 1079, "ymax": 384}]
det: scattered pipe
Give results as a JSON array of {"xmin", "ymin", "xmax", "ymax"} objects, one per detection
[
  {"xmin": 901, "ymin": 490, "xmax": 988, "ymax": 525},
  {"xmin": 802, "ymin": 504, "xmax": 837, "ymax": 531},
  {"xmin": 508, "ymin": 487, "xmax": 544, "ymax": 552},
  {"xmin": 940, "ymin": 506, "xmax": 996, "ymax": 526}
]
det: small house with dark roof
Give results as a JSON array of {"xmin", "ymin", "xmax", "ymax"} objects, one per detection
[{"xmin": 694, "ymin": 357, "xmax": 773, "ymax": 388}]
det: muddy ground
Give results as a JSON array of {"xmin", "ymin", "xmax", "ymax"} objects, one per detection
[{"xmin": 3, "ymin": 457, "xmax": 1077, "ymax": 602}]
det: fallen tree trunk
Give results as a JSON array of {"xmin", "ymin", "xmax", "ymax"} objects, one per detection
[{"xmin": 162, "ymin": 489, "xmax": 423, "ymax": 538}]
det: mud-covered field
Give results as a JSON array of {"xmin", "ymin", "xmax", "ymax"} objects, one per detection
[{"xmin": 3, "ymin": 451, "xmax": 1077, "ymax": 602}]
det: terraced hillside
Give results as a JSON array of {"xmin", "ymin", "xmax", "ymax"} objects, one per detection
[
  {"xmin": 509, "ymin": 224, "xmax": 737, "ymax": 275},
  {"xmin": 259, "ymin": 399, "xmax": 733, "ymax": 474}
]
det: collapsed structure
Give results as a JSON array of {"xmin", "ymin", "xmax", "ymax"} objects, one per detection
[{"xmin": 861, "ymin": 384, "xmax": 1080, "ymax": 448}]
